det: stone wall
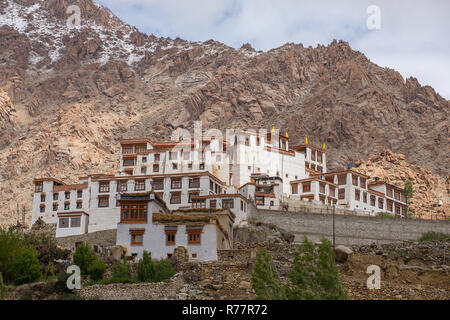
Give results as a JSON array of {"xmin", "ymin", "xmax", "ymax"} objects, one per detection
[{"xmin": 250, "ymin": 210, "xmax": 450, "ymax": 245}]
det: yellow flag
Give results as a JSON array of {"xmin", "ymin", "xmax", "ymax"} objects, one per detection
[
  {"xmin": 285, "ymin": 132, "xmax": 289, "ymax": 138},
  {"xmin": 271, "ymin": 126, "xmax": 275, "ymax": 133},
  {"xmin": 305, "ymin": 136, "xmax": 308, "ymax": 144},
  {"xmin": 322, "ymin": 143, "xmax": 325, "ymax": 150}
]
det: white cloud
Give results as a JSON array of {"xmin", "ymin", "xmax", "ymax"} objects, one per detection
[{"xmin": 97, "ymin": 0, "xmax": 450, "ymax": 99}]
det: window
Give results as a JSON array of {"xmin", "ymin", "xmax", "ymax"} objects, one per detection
[
  {"xmin": 99, "ymin": 182, "xmax": 110, "ymax": 193},
  {"xmin": 189, "ymin": 177, "xmax": 200, "ymax": 188},
  {"xmin": 395, "ymin": 205, "xmax": 401, "ymax": 215},
  {"xmin": 210, "ymin": 200, "xmax": 217, "ymax": 208},
  {"xmin": 360, "ymin": 178, "xmax": 366, "ymax": 189},
  {"xmin": 303, "ymin": 182, "xmax": 311, "ymax": 193},
  {"xmin": 40, "ymin": 205, "xmax": 45, "ymax": 213},
  {"xmin": 311, "ymin": 151, "xmax": 316, "ymax": 161},
  {"xmin": 352, "ymin": 175, "xmax": 358, "ymax": 186},
  {"xmin": 41, "ymin": 194, "xmax": 46, "ymax": 202},
  {"xmin": 338, "ymin": 189, "xmax": 345, "ymax": 200},
  {"xmin": 387, "ymin": 200, "xmax": 393, "ymax": 212},
  {"xmin": 255, "ymin": 196, "xmax": 264, "ymax": 205},
  {"xmin": 172, "ymin": 163, "xmax": 178, "ymax": 170},
  {"xmin": 171, "ymin": 178, "xmax": 182, "ymax": 189},
  {"xmin": 154, "ymin": 153, "xmax": 160, "ymax": 162},
  {"xmin": 121, "ymin": 203, "xmax": 148, "ymax": 222},
  {"xmin": 355, "ymin": 189, "xmax": 360, "ymax": 201},
  {"xmin": 318, "ymin": 152, "xmax": 323, "ymax": 163},
  {"xmin": 222, "ymin": 199, "xmax": 234, "ymax": 208},
  {"xmin": 363, "ymin": 192, "xmax": 367, "ymax": 203},
  {"xmin": 53, "ymin": 203, "xmax": 58, "ymax": 211},
  {"xmin": 188, "ymin": 192, "xmax": 199, "ymax": 203},
  {"xmin": 59, "ymin": 218, "xmax": 69, "ymax": 228},
  {"xmin": 141, "ymin": 166, "xmax": 147, "ymax": 174},
  {"xmin": 183, "ymin": 151, "xmax": 190, "ymax": 161},
  {"xmin": 165, "ymin": 229, "xmax": 176, "ymax": 246},
  {"xmin": 188, "ymin": 162, "xmax": 193, "ymax": 169},
  {"xmin": 169, "ymin": 152, "xmax": 177, "ymax": 160},
  {"xmin": 292, "ymin": 184, "xmax": 298, "ymax": 194},
  {"xmin": 64, "ymin": 202, "xmax": 70, "ymax": 210},
  {"xmin": 256, "ymin": 137, "xmax": 260, "ymax": 146},
  {"xmin": 153, "ymin": 179, "xmax": 164, "ymax": 190},
  {"xmin": 76, "ymin": 201, "xmax": 82, "ymax": 209},
  {"xmin": 329, "ymin": 186, "xmax": 335, "ymax": 197},
  {"xmin": 199, "ymin": 163, "xmax": 205, "ymax": 170},
  {"xmin": 370, "ymin": 196, "xmax": 376, "ymax": 206},
  {"xmin": 98, "ymin": 196, "xmax": 109, "ymax": 208},
  {"xmin": 53, "ymin": 193, "xmax": 59, "ymax": 201},
  {"xmin": 77, "ymin": 190, "xmax": 82, "ymax": 198},
  {"xmin": 65, "ymin": 191, "xmax": 70, "ymax": 199},
  {"xmin": 142, "ymin": 156, "xmax": 147, "ymax": 163},
  {"xmin": 240, "ymin": 200, "xmax": 244, "ymax": 211},
  {"xmin": 118, "ymin": 180, "xmax": 128, "ymax": 192},
  {"xmin": 394, "ymin": 191, "xmax": 401, "ymax": 201},
  {"xmin": 135, "ymin": 144, "xmax": 146, "ymax": 153},
  {"xmin": 130, "ymin": 229, "xmax": 145, "ymax": 245},
  {"xmin": 135, "ymin": 180, "xmax": 146, "ymax": 191},
  {"xmin": 338, "ymin": 175, "xmax": 346, "ymax": 185},
  {"xmin": 210, "ymin": 181, "xmax": 214, "ymax": 191},
  {"xmin": 122, "ymin": 145, "xmax": 134, "ymax": 154},
  {"xmin": 153, "ymin": 164, "xmax": 159, "ymax": 172},
  {"xmin": 187, "ymin": 228, "xmax": 202, "ymax": 245},
  {"xmin": 123, "ymin": 158, "xmax": 136, "ymax": 167},
  {"xmin": 270, "ymin": 201, "xmax": 274, "ymax": 206},
  {"xmin": 170, "ymin": 192, "xmax": 181, "ymax": 204},
  {"xmin": 319, "ymin": 183, "xmax": 325, "ymax": 194},
  {"xmin": 35, "ymin": 182, "xmax": 43, "ymax": 192},
  {"xmin": 71, "ymin": 217, "xmax": 81, "ymax": 228},
  {"xmin": 192, "ymin": 199, "xmax": 206, "ymax": 208},
  {"xmin": 378, "ymin": 198, "xmax": 384, "ymax": 209}
]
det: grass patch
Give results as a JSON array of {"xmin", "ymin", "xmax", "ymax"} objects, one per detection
[{"xmin": 419, "ymin": 231, "xmax": 450, "ymax": 242}]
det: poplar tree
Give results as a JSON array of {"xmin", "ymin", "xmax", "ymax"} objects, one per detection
[{"xmin": 251, "ymin": 248, "xmax": 285, "ymax": 300}]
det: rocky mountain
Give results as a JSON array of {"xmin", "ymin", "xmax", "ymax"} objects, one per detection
[
  {"xmin": 355, "ymin": 150, "xmax": 449, "ymax": 219},
  {"xmin": 0, "ymin": 0, "xmax": 448, "ymax": 226}
]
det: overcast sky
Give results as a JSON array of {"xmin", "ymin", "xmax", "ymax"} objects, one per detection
[{"xmin": 97, "ymin": 0, "xmax": 450, "ymax": 99}]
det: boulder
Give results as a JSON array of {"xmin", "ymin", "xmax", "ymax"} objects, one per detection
[
  {"xmin": 238, "ymin": 281, "xmax": 251, "ymax": 289},
  {"xmin": 334, "ymin": 245, "xmax": 353, "ymax": 263}
]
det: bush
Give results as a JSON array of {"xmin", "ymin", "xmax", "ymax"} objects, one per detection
[
  {"xmin": 73, "ymin": 243, "xmax": 97, "ymax": 275},
  {"xmin": 87, "ymin": 258, "xmax": 106, "ymax": 281},
  {"xmin": 376, "ymin": 212, "xmax": 395, "ymax": 218},
  {"xmin": 419, "ymin": 231, "xmax": 450, "ymax": 242},
  {"xmin": 12, "ymin": 246, "xmax": 42, "ymax": 285},
  {"xmin": 0, "ymin": 272, "xmax": 8, "ymax": 300},
  {"xmin": 251, "ymin": 248, "xmax": 286, "ymax": 300},
  {"xmin": 110, "ymin": 259, "xmax": 134, "ymax": 283},
  {"xmin": 23, "ymin": 232, "xmax": 70, "ymax": 265},
  {"xmin": 154, "ymin": 259, "xmax": 176, "ymax": 282},
  {"xmin": 137, "ymin": 251, "xmax": 156, "ymax": 282},
  {"xmin": 0, "ymin": 228, "xmax": 26, "ymax": 283},
  {"xmin": 287, "ymin": 237, "xmax": 348, "ymax": 300},
  {"xmin": 250, "ymin": 238, "xmax": 348, "ymax": 300}
]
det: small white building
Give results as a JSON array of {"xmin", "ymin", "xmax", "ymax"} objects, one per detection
[
  {"xmin": 116, "ymin": 191, "xmax": 234, "ymax": 261},
  {"xmin": 55, "ymin": 211, "xmax": 89, "ymax": 238}
]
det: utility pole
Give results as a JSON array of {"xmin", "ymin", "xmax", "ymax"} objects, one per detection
[{"xmin": 332, "ymin": 204, "xmax": 336, "ymax": 250}]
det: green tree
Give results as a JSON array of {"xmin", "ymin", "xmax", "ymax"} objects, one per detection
[
  {"xmin": 87, "ymin": 258, "xmax": 106, "ymax": 281},
  {"xmin": 404, "ymin": 180, "xmax": 413, "ymax": 218},
  {"xmin": 154, "ymin": 259, "xmax": 175, "ymax": 282},
  {"xmin": 287, "ymin": 237, "xmax": 348, "ymax": 300},
  {"xmin": 73, "ymin": 243, "xmax": 96, "ymax": 275},
  {"xmin": 12, "ymin": 246, "xmax": 42, "ymax": 285},
  {"xmin": 111, "ymin": 259, "xmax": 134, "ymax": 283},
  {"xmin": 0, "ymin": 228, "xmax": 25, "ymax": 283},
  {"xmin": 137, "ymin": 251, "xmax": 156, "ymax": 282},
  {"xmin": 251, "ymin": 248, "xmax": 285, "ymax": 300},
  {"xmin": 0, "ymin": 272, "xmax": 8, "ymax": 300}
]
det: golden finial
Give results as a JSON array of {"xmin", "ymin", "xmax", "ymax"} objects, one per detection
[
  {"xmin": 322, "ymin": 143, "xmax": 325, "ymax": 150},
  {"xmin": 271, "ymin": 126, "xmax": 275, "ymax": 133},
  {"xmin": 285, "ymin": 132, "xmax": 288, "ymax": 138},
  {"xmin": 305, "ymin": 136, "xmax": 308, "ymax": 144}
]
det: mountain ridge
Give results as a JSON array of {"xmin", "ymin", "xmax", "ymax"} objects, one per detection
[{"xmin": 0, "ymin": 0, "xmax": 448, "ymax": 225}]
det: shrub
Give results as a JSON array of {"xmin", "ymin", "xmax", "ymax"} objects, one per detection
[
  {"xmin": 137, "ymin": 251, "xmax": 156, "ymax": 282},
  {"xmin": 0, "ymin": 272, "xmax": 8, "ymax": 300},
  {"xmin": 287, "ymin": 237, "xmax": 348, "ymax": 300},
  {"xmin": 12, "ymin": 246, "xmax": 42, "ymax": 285},
  {"xmin": 110, "ymin": 259, "xmax": 134, "ymax": 283},
  {"xmin": 419, "ymin": 231, "xmax": 450, "ymax": 242},
  {"xmin": 23, "ymin": 232, "xmax": 70, "ymax": 265},
  {"xmin": 154, "ymin": 259, "xmax": 176, "ymax": 282},
  {"xmin": 376, "ymin": 212, "xmax": 395, "ymax": 218},
  {"xmin": 0, "ymin": 228, "xmax": 25, "ymax": 283},
  {"xmin": 251, "ymin": 248, "xmax": 286, "ymax": 300},
  {"xmin": 87, "ymin": 258, "xmax": 106, "ymax": 281},
  {"xmin": 73, "ymin": 243, "xmax": 97, "ymax": 275}
]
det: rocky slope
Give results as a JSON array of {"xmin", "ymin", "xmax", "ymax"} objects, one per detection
[
  {"xmin": 0, "ymin": 0, "xmax": 448, "ymax": 226},
  {"xmin": 355, "ymin": 150, "xmax": 449, "ymax": 219}
]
